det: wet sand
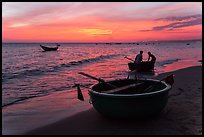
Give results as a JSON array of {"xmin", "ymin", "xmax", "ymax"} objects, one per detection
[{"xmin": 26, "ymin": 66, "xmax": 202, "ymax": 135}]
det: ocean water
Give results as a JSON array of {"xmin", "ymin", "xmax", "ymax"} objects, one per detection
[{"xmin": 2, "ymin": 40, "xmax": 202, "ymax": 134}]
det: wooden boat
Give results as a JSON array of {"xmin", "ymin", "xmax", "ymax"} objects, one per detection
[
  {"xmin": 40, "ymin": 44, "xmax": 60, "ymax": 51},
  {"xmin": 128, "ymin": 61, "xmax": 154, "ymax": 72},
  {"xmin": 88, "ymin": 78, "xmax": 172, "ymax": 118}
]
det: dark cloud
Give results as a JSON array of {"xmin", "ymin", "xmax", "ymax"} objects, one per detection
[
  {"xmin": 139, "ymin": 14, "xmax": 202, "ymax": 32},
  {"xmin": 153, "ymin": 17, "xmax": 202, "ymax": 31},
  {"xmin": 155, "ymin": 14, "xmax": 202, "ymax": 21}
]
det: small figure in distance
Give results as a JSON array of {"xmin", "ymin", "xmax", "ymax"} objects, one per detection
[
  {"xmin": 147, "ymin": 52, "xmax": 156, "ymax": 64},
  {"xmin": 56, "ymin": 43, "xmax": 60, "ymax": 47}
]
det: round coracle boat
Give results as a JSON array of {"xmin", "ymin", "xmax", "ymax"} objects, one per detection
[{"xmin": 88, "ymin": 78, "xmax": 171, "ymax": 118}]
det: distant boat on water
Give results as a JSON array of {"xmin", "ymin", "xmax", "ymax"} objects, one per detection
[{"xmin": 40, "ymin": 44, "xmax": 60, "ymax": 51}]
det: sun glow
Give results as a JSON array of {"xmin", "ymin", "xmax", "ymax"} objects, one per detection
[{"xmin": 78, "ymin": 28, "xmax": 112, "ymax": 36}]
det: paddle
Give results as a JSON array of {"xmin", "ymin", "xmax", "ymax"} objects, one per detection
[
  {"xmin": 75, "ymin": 84, "xmax": 84, "ymax": 101},
  {"xmin": 124, "ymin": 56, "xmax": 135, "ymax": 62},
  {"xmin": 105, "ymin": 82, "xmax": 144, "ymax": 94},
  {"xmin": 78, "ymin": 72, "xmax": 117, "ymax": 88}
]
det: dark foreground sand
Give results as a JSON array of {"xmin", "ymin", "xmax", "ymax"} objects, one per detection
[{"xmin": 26, "ymin": 66, "xmax": 202, "ymax": 135}]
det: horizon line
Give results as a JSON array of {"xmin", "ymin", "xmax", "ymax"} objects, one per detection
[{"xmin": 2, "ymin": 39, "xmax": 202, "ymax": 44}]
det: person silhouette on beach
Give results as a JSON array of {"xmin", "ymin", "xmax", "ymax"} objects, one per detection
[
  {"xmin": 134, "ymin": 51, "xmax": 143, "ymax": 64},
  {"xmin": 147, "ymin": 52, "xmax": 156, "ymax": 63}
]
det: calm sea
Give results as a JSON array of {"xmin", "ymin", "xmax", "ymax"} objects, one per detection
[
  {"xmin": 2, "ymin": 40, "xmax": 202, "ymax": 134},
  {"xmin": 2, "ymin": 41, "xmax": 202, "ymax": 107}
]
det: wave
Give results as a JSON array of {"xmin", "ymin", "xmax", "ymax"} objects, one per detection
[
  {"xmin": 2, "ymin": 84, "xmax": 76, "ymax": 108},
  {"xmin": 156, "ymin": 59, "xmax": 181, "ymax": 67},
  {"xmin": 2, "ymin": 54, "xmax": 120, "ymax": 82},
  {"xmin": 2, "ymin": 95, "xmax": 43, "ymax": 108}
]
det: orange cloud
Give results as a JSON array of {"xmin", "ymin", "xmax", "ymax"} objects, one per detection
[{"xmin": 2, "ymin": 2, "xmax": 202, "ymax": 42}]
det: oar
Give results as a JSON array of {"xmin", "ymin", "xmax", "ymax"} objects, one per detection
[
  {"xmin": 105, "ymin": 82, "xmax": 144, "ymax": 94},
  {"xmin": 78, "ymin": 72, "xmax": 117, "ymax": 88},
  {"xmin": 124, "ymin": 56, "xmax": 135, "ymax": 62},
  {"xmin": 75, "ymin": 84, "xmax": 84, "ymax": 101},
  {"xmin": 78, "ymin": 72, "xmax": 105, "ymax": 82}
]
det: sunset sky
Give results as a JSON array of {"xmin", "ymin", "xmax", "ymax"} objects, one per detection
[{"xmin": 2, "ymin": 2, "xmax": 202, "ymax": 43}]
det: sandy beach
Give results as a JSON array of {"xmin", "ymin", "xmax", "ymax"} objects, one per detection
[{"xmin": 25, "ymin": 65, "xmax": 202, "ymax": 135}]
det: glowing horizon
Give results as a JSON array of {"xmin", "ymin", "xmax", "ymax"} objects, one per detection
[{"xmin": 2, "ymin": 2, "xmax": 202, "ymax": 43}]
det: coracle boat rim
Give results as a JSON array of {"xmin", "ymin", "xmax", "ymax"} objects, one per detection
[{"xmin": 88, "ymin": 79, "xmax": 171, "ymax": 97}]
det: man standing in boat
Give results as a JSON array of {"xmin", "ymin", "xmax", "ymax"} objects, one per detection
[
  {"xmin": 133, "ymin": 51, "xmax": 143, "ymax": 72},
  {"xmin": 134, "ymin": 51, "xmax": 143, "ymax": 64},
  {"xmin": 147, "ymin": 52, "xmax": 156, "ymax": 63}
]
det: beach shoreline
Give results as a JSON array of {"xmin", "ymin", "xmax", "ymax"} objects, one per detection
[{"xmin": 25, "ymin": 65, "xmax": 202, "ymax": 135}]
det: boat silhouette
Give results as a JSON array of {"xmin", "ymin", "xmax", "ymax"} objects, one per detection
[{"xmin": 40, "ymin": 44, "xmax": 60, "ymax": 51}]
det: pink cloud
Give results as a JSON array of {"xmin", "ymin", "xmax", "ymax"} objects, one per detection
[{"xmin": 2, "ymin": 2, "xmax": 202, "ymax": 42}]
